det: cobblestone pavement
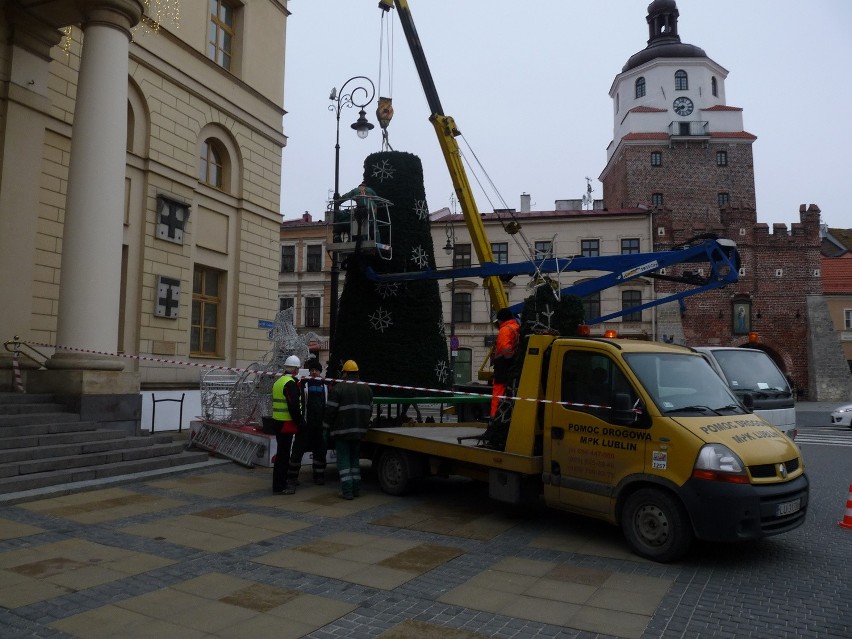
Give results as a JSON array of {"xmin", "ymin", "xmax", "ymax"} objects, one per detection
[{"xmin": 0, "ymin": 448, "xmax": 849, "ymax": 639}]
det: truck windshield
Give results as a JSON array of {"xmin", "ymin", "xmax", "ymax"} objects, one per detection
[
  {"xmin": 624, "ymin": 352, "xmax": 743, "ymax": 414},
  {"xmin": 710, "ymin": 350, "xmax": 790, "ymax": 394}
]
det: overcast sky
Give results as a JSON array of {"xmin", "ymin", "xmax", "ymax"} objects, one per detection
[{"xmin": 280, "ymin": 0, "xmax": 852, "ymax": 230}]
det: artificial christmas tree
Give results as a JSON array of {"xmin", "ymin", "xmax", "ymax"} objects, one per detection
[{"xmin": 330, "ymin": 151, "xmax": 449, "ymax": 397}]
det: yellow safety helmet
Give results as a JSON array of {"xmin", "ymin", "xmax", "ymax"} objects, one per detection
[{"xmin": 342, "ymin": 360, "xmax": 359, "ymax": 372}]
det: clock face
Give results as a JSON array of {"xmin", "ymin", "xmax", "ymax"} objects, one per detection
[{"xmin": 673, "ymin": 96, "xmax": 694, "ymax": 116}]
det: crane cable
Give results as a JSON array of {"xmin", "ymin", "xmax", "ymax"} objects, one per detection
[
  {"xmin": 378, "ymin": 11, "xmax": 394, "ymax": 151},
  {"xmin": 458, "ymin": 134, "xmax": 561, "ymax": 300}
]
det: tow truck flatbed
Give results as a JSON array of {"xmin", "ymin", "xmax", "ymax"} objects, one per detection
[{"xmin": 364, "ymin": 424, "xmax": 543, "ymax": 475}]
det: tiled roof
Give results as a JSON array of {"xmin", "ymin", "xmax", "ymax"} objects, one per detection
[
  {"xmin": 621, "ymin": 132, "xmax": 669, "ymax": 141},
  {"xmin": 828, "ymin": 228, "xmax": 852, "ymax": 250},
  {"xmin": 702, "ymin": 105, "xmax": 743, "ymax": 111},
  {"xmin": 708, "ymin": 131, "xmax": 757, "ymax": 140},
  {"xmin": 821, "ymin": 253, "xmax": 852, "ymax": 293},
  {"xmin": 629, "ymin": 105, "xmax": 667, "ymax": 113}
]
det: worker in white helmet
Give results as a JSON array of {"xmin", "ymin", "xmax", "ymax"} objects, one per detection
[{"xmin": 270, "ymin": 355, "xmax": 303, "ymax": 494}]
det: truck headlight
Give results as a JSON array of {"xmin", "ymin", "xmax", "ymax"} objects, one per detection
[{"xmin": 692, "ymin": 444, "xmax": 749, "ymax": 483}]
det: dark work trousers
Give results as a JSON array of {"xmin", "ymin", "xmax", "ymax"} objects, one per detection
[
  {"xmin": 272, "ymin": 430, "xmax": 295, "ymax": 492},
  {"xmin": 287, "ymin": 425, "xmax": 327, "ymax": 485},
  {"xmin": 335, "ymin": 438, "xmax": 362, "ymax": 498}
]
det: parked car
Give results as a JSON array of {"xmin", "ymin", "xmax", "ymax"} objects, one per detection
[{"xmin": 830, "ymin": 404, "xmax": 852, "ymax": 428}]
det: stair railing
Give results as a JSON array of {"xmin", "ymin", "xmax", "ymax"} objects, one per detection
[{"xmin": 3, "ymin": 335, "xmax": 48, "ymax": 369}]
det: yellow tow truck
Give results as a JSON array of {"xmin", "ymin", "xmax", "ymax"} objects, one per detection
[
  {"xmin": 362, "ymin": 1, "xmax": 808, "ymax": 562},
  {"xmin": 364, "ymin": 333, "xmax": 808, "ymax": 561}
]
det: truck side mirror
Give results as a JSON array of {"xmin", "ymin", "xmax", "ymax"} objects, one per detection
[{"xmin": 612, "ymin": 393, "xmax": 637, "ymax": 425}]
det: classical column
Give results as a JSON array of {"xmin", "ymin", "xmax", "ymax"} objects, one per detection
[{"xmin": 47, "ymin": 1, "xmax": 143, "ymax": 371}]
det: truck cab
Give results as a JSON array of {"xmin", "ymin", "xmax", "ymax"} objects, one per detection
[
  {"xmin": 535, "ymin": 336, "xmax": 808, "ymax": 561},
  {"xmin": 692, "ymin": 346, "xmax": 797, "ymax": 440}
]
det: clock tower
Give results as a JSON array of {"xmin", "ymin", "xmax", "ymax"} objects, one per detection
[
  {"xmin": 595, "ymin": 0, "xmax": 846, "ymax": 401},
  {"xmin": 599, "ymin": 0, "xmax": 757, "ymax": 221}
]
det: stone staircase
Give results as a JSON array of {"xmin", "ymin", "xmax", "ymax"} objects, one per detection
[{"xmin": 0, "ymin": 392, "xmax": 215, "ymax": 502}]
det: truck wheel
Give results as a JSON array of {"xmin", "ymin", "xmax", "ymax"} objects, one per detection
[
  {"xmin": 377, "ymin": 449, "xmax": 414, "ymax": 496},
  {"xmin": 621, "ymin": 488, "xmax": 692, "ymax": 562}
]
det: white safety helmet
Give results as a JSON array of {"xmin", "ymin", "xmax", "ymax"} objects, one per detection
[{"xmin": 284, "ymin": 355, "xmax": 300, "ymax": 369}]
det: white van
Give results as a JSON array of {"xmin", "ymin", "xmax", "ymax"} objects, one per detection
[{"xmin": 693, "ymin": 346, "xmax": 797, "ymax": 439}]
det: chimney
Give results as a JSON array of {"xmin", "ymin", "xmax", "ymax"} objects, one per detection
[
  {"xmin": 520, "ymin": 193, "xmax": 531, "ymax": 213},
  {"xmin": 302, "ymin": 212, "xmax": 312, "ymax": 222}
]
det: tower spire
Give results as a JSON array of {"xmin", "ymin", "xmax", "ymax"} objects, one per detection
[{"xmin": 647, "ymin": 0, "xmax": 680, "ymax": 45}]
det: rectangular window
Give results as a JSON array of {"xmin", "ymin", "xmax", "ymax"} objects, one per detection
[
  {"xmin": 650, "ymin": 152, "xmax": 662, "ymax": 167},
  {"xmin": 716, "ymin": 150, "xmax": 728, "ymax": 166},
  {"xmin": 279, "ymin": 297, "xmax": 294, "ymax": 312},
  {"xmin": 622, "ymin": 290, "xmax": 642, "ymax": 322},
  {"xmin": 280, "ymin": 245, "xmax": 295, "ymax": 272},
  {"xmin": 491, "ymin": 242, "xmax": 508, "ymax": 265},
  {"xmin": 718, "ymin": 192, "xmax": 730, "ymax": 206},
  {"xmin": 651, "ymin": 193, "xmax": 664, "ymax": 207},
  {"xmin": 621, "ymin": 238, "xmax": 640, "ymax": 254},
  {"xmin": 208, "ymin": 0, "xmax": 236, "ymax": 71},
  {"xmin": 844, "ymin": 309, "xmax": 852, "ymax": 330},
  {"xmin": 452, "ymin": 292, "xmax": 472, "ymax": 324},
  {"xmin": 453, "ymin": 243, "xmax": 472, "ymax": 269},
  {"xmin": 191, "ymin": 266, "xmax": 221, "ymax": 356},
  {"xmin": 534, "ymin": 241, "xmax": 553, "ymax": 260},
  {"xmin": 306, "ymin": 245, "xmax": 322, "ymax": 272},
  {"xmin": 305, "ymin": 297, "xmax": 321, "ymax": 327},
  {"xmin": 581, "ymin": 239, "xmax": 600, "ymax": 258},
  {"xmin": 583, "ymin": 293, "xmax": 601, "ymax": 323}
]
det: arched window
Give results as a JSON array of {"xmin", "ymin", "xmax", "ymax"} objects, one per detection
[
  {"xmin": 199, "ymin": 138, "xmax": 226, "ymax": 189},
  {"xmin": 675, "ymin": 70, "xmax": 688, "ymax": 91},
  {"xmin": 635, "ymin": 77, "xmax": 646, "ymax": 99},
  {"xmin": 454, "ymin": 348, "xmax": 472, "ymax": 385},
  {"xmin": 711, "ymin": 76, "xmax": 718, "ymax": 97},
  {"xmin": 127, "ymin": 102, "xmax": 135, "ymax": 151}
]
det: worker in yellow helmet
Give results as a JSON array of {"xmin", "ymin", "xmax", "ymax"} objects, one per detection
[{"xmin": 323, "ymin": 360, "xmax": 373, "ymax": 500}]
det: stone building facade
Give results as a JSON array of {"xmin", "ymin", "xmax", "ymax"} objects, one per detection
[{"xmin": 0, "ymin": 1, "xmax": 288, "ymax": 403}]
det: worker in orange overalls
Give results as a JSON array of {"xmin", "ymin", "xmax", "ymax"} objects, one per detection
[{"xmin": 491, "ymin": 307, "xmax": 520, "ymax": 417}]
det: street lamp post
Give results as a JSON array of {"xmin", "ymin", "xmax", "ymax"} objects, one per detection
[
  {"xmin": 443, "ymin": 222, "xmax": 456, "ymax": 387},
  {"xmin": 328, "ymin": 76, "xmax": 375, "ymax": 363}
]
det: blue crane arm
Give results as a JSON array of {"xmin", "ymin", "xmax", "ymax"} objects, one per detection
[{"xmin": 365, "ymin": 238, "xmax": 740, "ymax": 325}]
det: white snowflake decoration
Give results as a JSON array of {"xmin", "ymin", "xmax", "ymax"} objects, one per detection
[
  {"xmin": 375, "ymin": 281, "xmax": 401, "ymax": 299},
  {"xmin": 369, "ymin": 306, "xmax": 393, "ymax": 333},
  {"xmin": 371, "ymin": 159, "xmax": 396, "ymax": 182},
  {"xmin": 529, "ymin": 306, "xmax": 555, "ymax": 333},
  {"xmin": 414, "ymin": 199, "xmax": 429, "ymax": 220},
  {"xmin": 410, "ymin": 245, "xmax": 430, "ymax": 269},
  {"xmin": 435, "ymin": 359, "xmax": 449, "ymax": 384}
]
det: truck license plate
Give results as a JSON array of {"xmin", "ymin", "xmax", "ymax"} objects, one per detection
[{"xmin": 776, "ymin": 499, "xmax": 800, "ymax": 516}]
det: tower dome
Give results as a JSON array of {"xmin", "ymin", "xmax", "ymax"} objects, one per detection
[{"xmin": 622, "ymin": 0, "xmax": 706, "ymax": 72}]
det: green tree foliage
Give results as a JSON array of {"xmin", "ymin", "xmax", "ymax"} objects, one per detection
[{"xmin": 330, "ymin": 151, "xmax": 450, "ymax": 396}]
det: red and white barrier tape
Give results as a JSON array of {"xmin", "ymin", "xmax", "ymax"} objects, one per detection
[{"xmin": 25, "ymin": 341, "xmax": 611, "ymax": 411}]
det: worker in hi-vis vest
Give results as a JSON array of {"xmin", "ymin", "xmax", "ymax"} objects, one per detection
[{"xmin": 270, "ymin": 355, "xmax": 303, "ymax": 494}]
